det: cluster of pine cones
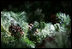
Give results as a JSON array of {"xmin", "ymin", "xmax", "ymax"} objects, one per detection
[{"xmin": 9, "ymin": 20, "xmax": 24, "ymax": 39}]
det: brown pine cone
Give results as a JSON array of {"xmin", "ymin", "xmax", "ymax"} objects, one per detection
[{"xmin": 9, "ymin": 24, "xmax": 24, "ymax": 38}]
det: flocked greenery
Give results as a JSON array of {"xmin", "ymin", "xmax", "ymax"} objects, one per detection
[
  {"xmin": 1, "ymin": 1, "xmax": 71, "ymax": 48},
  {"xmin": 1, "ymin": 10, "xmax": 71, "ymax": 48}
]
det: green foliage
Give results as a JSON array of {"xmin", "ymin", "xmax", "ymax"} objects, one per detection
[
  {"xmin": 56, "ymin": 12, "xmax": 71, "ymax": 26},
  {"xmin": 1, "ymin": 11, "xmax": 71, "ymax": 48},
  {"xmin": 39, "ymin": 22, "xmax": 45, "ymax": 29},
  {"xmin": 33, "ymin": 21, "xmax": 39, "ymax": 28},
  {"xmin": 1, "ymin": 11, "xmax": 35, "ymax": 48}
]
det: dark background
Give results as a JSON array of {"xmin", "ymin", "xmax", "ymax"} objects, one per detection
[
  {"xmin": 1, "ymin": 0, "xmax": 71, "ymax": 23},
  {"xmin": 1, "ymin": 1, "xmax": 71, "ymax": 14}
]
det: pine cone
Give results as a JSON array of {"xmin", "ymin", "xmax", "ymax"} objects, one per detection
[{"xmin": 9, "ymin": 22, "xmax": 24, "ymax": 39}]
